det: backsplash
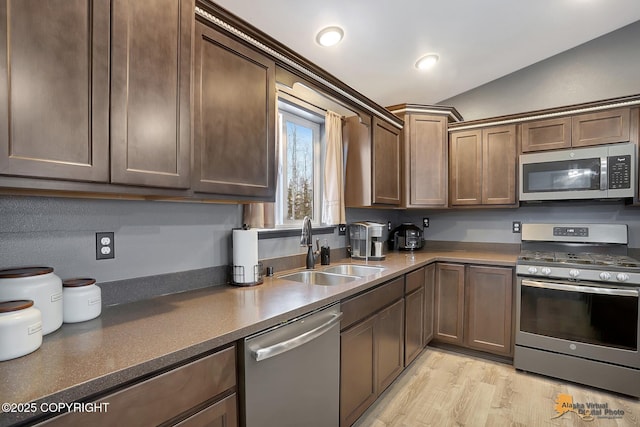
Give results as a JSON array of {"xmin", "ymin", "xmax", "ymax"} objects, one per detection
[
  {"xmin": 0, "ymin": 196, "xmax": 241, "ymax": 283},
  {"xmin": 3, "ymin": 195, "xmax": 640, "ymax": 306},
  {"xmin": 401, "ymin": 201, "xmax": 640, "ymax": 248}
]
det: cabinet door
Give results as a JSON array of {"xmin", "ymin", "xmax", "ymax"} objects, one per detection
[
  {"xmin": 110, "ymin": 0, "xmax": 192, "ymax": 188},
  {"xmin": 340, "ymin": 316, "xmax": 377, "ymax": 427},
  {"xmin": 465, "ymin": 266, "xmax": 514, "ymax": 356},
  {"xmin": 0, "ymin": 0, "xmax": 109, "ymax": 182},
  {"xmin": 405, "ymin": 267, "xmax": 425, "ymax": 365},
  {"xmin": 572, "ymin": 108, "xmax": 630, "ymax": 147},
  {"xmin": 193, "ymin": 22, "xmax": 276, "ymax": 199},
  {"xmin": 174, "ymin": 393, "xmax": 238, "ymax": 427},
  {"xmin": 434, "ymin": 263, "xmax": 465, "ymax": 344},
  {"xmin": 449, "ymin": 130, "xmax": 482, "ymax": 205},
  {"xmin": 408, "ymin": 114, "xmax": 447, "ymax": 206},
  {"xmin": 372, "ymin": 117, "xmax": 401, "ymax": 205},
  {"xmin": 423, "ymin": 263, "xmax": 435, "ymax": 345},
  {"xmin": 404, "ymin": 287, "xmax": 424, "ymax": 366},
  {"xmin": 375, "ymin": 298, "xmax": 404, "ymax": 393},
  {"xmin": 521, "ymin": 117, "xmax": 572, "ymax": 152},
  {"xmin": 482, "ymin": 125, "xmax": 516, "ymax": 205}
]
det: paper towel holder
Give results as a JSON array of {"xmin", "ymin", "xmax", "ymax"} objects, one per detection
[{"xmin": 229, "ymin": 262, "xmax": 264, "ymax": 287}]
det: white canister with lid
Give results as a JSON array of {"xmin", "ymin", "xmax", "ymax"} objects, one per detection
[
  {"xmin": 0, "ymin": 267, "xmax": 63, "ymax": 335},
  {"xmin": 0, "ymin": 300, "xmax": 43, "ymax": 361},
  {"xmin": 62, "ymin": 278, "xmax": 101, "ymax": 323}
]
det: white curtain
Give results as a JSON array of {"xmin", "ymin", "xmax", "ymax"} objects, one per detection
[{"xmin": 322, "ymin": 110, "xmax": 346, "ymax": 225}]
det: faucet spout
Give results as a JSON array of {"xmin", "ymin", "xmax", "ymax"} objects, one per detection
[{"xmin": 301, "ymin": 216, "xmax": 317, "ymax": 269}]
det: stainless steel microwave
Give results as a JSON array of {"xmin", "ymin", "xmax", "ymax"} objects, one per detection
[{"xmin": 519, "ymin": 143, "xmax": 636, "ymax": 201}]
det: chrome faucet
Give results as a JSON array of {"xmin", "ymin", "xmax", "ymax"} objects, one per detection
[{"xmin": 301, "ymin": 216, "xmax": 319, "ymax": 269}]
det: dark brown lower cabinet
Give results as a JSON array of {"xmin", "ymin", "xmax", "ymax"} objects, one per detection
[
  {"xmin": 434, "ymin": 263, "xmax": 514, "ymax": 357},
  {"xmin": 37, "ymin": 345, "xmax": 237, "ymax": 426},
  {"xmin": 434, "ymin": 263, "xmax": 465, "ymax": 345},
  {"xmin": 340, "ymin": 277, "xmax": 404, "ymax": 427},
  {"xmin": 404, "ymin": 267, "xmax": 426, "ymax": 366},
  {"xmin": 465, "ymin": 265, "xmax": 514, "ymax": 356},
  {"xmin": 340, "ymin": 316, "xmax": 377, "ymax": 427},
  {"xmin": 423, "ymin": 263, "xmax": 435, "ymax": 345},
  {"xmin": 175, "ymin": 393, "xmax": 238, "ymax": 427},
  {"xmin": 376, "ymin": 299, "xmax": 405, "ymax": 392}
]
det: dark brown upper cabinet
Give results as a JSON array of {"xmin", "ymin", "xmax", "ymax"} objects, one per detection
[
  {"xmin": 449, "ymin": 125, "xmax": 517, "ymax": 207},
  {"xmin": 193, "ymin": 20, "xmax": 276, "ymax": 200},
  {"xmin": 387, "ymin": 105, "xmax": 451, "ymax": 208},
  {"xmin": 110, "ymin": 0, "xmax": 193, "ymax": 189},
  {"xmin": 0, "ymin": 0, "xmax": 191, "ymax": 190},
  {"xmin": 521, "ymin": 108, "xmax": 630, "ymax": 153},
  {"xmin": 0, "ymin": 0, "xmax": 110, "ymax": 182},
  {"xmin": 345, "ymin": 115, "xmax": 401, "ymax": 207}
]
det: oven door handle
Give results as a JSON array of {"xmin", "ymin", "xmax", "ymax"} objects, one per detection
[{"xmin": 521, "ymin": 279, "xmax": 638, "ymax": 297}]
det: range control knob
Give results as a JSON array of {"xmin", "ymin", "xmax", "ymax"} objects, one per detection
[
  {"xmin": 527, "ymin": 266, "xmax": 538, "ymax": 275},
  {"xmin": 599, "ymin": 272, "xmax": 611, "ymax": 281},
  {"xmin": 569, "ymin": 269, "xmax": 580, "ymax": 278},
  {"xmin": 541, "ymin": 267, "xmax": 552, "ymax": 276},
  {"xmin": 616, "ymin": 273, "xmax": 630, "ymax": 282}
]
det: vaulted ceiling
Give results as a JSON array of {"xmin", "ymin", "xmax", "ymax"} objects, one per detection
[{"xmin": 212, "ymin": 0, "xmax": 640, "ymax": 107}]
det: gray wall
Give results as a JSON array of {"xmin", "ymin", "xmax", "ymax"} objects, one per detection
[
  {"xmin": 402, "ymin": 202, "xmax": 640, "ymax": 248},
  {"xmin": 0, "ymin": 196, "xmax": 241, "ymax": 283},
  {"xmin": 439, "ymin": 20, "xmax": 640, "ymax": 120}
]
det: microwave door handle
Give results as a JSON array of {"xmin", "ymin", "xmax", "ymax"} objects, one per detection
[
  {"xmin": 600, "ymin": 156, "xmax": 607, "ymax": 190},
  {"xmin": 522, "ymin": 279, "xmax": 638, "ymax": 297}
]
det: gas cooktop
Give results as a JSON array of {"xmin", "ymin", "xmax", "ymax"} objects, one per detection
[
  {"xmin": 518, "ymin": 250, "xmax": 640, "ymax": 269},
  {"xmin": 516, "ymin": 223, "xmax": 640, "ymax": 285}
]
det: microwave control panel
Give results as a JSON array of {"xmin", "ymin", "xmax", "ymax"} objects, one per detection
[{"xmin": 608, "ymin": 155, "xmax": 631, "ymax": 189}]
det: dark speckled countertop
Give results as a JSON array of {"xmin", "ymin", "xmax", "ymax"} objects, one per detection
[{"xmin": 0, "ymin": 245, "xmax": 517, "ymax": 426}]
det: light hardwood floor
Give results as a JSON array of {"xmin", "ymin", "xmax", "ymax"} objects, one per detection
[{"xmin": 353, "ymin": 347, "xmax": 640, "ymax": 427}]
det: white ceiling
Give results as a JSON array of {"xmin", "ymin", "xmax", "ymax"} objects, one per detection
[{"xmin": 212, "ymin": 0, "xmax": 640, "ymax": 108}]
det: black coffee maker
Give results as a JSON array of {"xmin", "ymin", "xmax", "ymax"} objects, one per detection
[{"xmin": 388, "ymin": 223, "xmax": 424, "ymax": 250}]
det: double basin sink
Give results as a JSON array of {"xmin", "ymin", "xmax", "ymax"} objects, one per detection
[{"xmin": 279, "ymin": 264, "xmax": 385, "ymax": 286}]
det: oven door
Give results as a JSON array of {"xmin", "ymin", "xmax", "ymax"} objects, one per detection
[{"xmin": 516, "ymin": 277, "xmax": 640, "ymax": 368}]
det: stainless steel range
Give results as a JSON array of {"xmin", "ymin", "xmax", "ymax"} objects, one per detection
[{"xmin": 514, "ymin": 223, "xmax": 640, "ymax": 397}]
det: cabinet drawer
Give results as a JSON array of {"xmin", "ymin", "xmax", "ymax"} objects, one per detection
[
  {"xmin": 39, "ymin": 346, "xmax": 236, "ymax": 427},
  {"xmin": 174, "ymin": 393, "xmax": 238, "ymax": 427},
  {"xmin": 405, "ymin": 267, "xmax": 425, "ymax": 293},
  {"xmin": 341, "ymin": 276, "xmax": 404, "ymax": 330}
]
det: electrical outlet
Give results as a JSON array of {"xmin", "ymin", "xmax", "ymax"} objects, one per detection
[
  {"xmin": 338, "ymin": 224, "xmax": 347, "ymax": 235},
  {"xmin": 422, "ymin": 217, "xmax": 429, "ymax": 228},
  {"xmin": 387, "ymin": 221, "xmax": 392, "ymax": 231},
  {"xmin": 512, "ymin": 221, "xmax": 522, "ymax": 234},
  {"xmin": 96, "ymin": 232, "xmax": 115, "ymax": 260}
]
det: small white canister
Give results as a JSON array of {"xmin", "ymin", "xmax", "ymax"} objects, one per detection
[
  {"xmin": 0, "ymin": 300, "xmax": 43, "ymax": 361},
  {"xmin": 62, "ymin": 278, "xmax": 101, "ymax": 323},
  {"xmin": 0, "ymin": 267, "xmax": 63, "ymax": 335}
]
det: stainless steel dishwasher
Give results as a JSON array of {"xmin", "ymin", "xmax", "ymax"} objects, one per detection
[{"xmin": 240, "ymin": 303, "xmax": 342, "ymax": 427}]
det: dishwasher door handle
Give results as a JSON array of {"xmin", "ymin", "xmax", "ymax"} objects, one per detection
[{"xmin": 253, "ymin": 312, "xmax": 343, "ymax": 362}]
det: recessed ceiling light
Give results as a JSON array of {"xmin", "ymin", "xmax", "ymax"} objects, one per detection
[
  {"xmin": 316, "ymin": 26, "xmax": 344, "ymax": 47},
  {"xmin": 415, "ymin": 54, "xmax": 439, "ymax": 70}
]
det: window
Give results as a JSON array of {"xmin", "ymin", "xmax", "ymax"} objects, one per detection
[{"xmin": 276, "ymin": 100, "xmax": 324, "ymax": 227}]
